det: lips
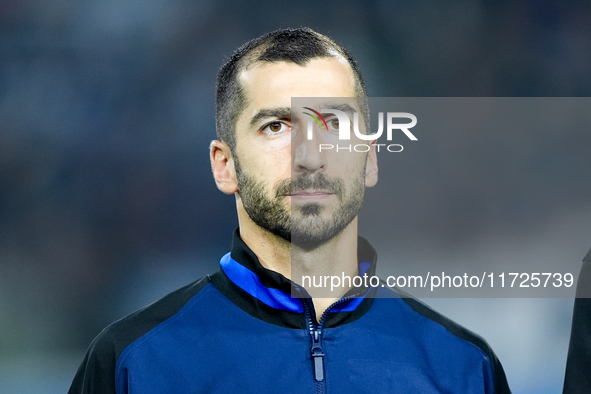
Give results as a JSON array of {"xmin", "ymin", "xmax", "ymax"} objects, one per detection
[
  {"xmin": 290, "ymin": 190, "xmax": 331, "ymax": 195},
  {"xmin": 274, "ymin": 173, "xmax": 345, "ymax": 199},
  {"xmin": 288, "ymin": 190, "xmax": 334, "ymax": 200}
]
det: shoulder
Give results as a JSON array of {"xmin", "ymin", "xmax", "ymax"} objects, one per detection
[
  {"xmin": 396, "ymin": 287, "xmax": 495, "ymax": 353},
  {"xmin": 100, "ymin": 275, "xmax": 213, "ymax": 354},
  {"xmin": 69, "ymin": 275, "xmax": 213, "ymax": 394},
  {"xmin": 371, "ymin": 285, "xmax": 511, "ymax": 393}
]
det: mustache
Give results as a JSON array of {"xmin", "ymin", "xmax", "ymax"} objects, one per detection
[{"xmin": 274, "ymin": 173, "xmax": 344, "ymax": 198}]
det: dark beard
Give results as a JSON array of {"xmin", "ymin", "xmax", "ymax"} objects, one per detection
[
  {"xmin": 235, "ymin": 159, "xmax": 292, "ymax": 241},
  {"xmin": 234, "ymin": 158, "xmax": 365, "ymax": 247}
]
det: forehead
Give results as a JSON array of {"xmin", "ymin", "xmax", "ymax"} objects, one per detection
[{"xmin": 237, "ymin": 57, "xmax": 357, "ymax": 114}]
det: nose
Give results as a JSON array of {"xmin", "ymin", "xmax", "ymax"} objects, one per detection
[{"xmin": 292, "ymin": 127, "xmax": 327, "ymax": 175}]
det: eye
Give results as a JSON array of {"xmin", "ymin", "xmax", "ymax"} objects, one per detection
[
  {"xmin": 324, "ymin": 117, "xmax": 339, "ymax": 134},
  {"xmin": 269, "ymin": 122, "xmax": 282, "ymax": 132},
  {"xmin": 263, "ymin": 121, "xmax": 289, "ymax": 135}
]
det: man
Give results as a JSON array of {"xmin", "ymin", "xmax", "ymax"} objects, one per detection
[
  {"xmin": 69, "ymin": 28, "xmax": 511, "ymax": 393},
  {"xmin": 563, "ymin": 246, "xmax": 591, "ymax": 393}
]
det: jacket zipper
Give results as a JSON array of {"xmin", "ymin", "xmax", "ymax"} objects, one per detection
[{"xmin": 298, "ymin": 287, "xmax": 363, "ymax": 394}]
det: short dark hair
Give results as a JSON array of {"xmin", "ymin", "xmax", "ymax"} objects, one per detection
[{"xmin": 215, "ymin": 27, "xmax": 368, "ymax": 152}]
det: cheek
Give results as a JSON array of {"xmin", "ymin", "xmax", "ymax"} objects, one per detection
[
  {"xmin": 267, "ymin": 133, "xmax": 292, "ymax": 149},
  {"xmin": 246, "ymin": 147, "xmax": 291, "ymax": 180},
  {"xmin": 236, "ymin": 133, "xmax": 291, "ymax": 169},
  {"xmin": 329, "ymin": 151, "xmax": 367, "ymax": 174},
  {"xmin": 252, "ymin": 133, "xmax": 292, "ymax": 158}
]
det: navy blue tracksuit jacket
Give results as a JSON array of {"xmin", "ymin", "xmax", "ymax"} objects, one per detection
[{"xmin": 69, "ymin": 230, "xmax": 511, "ymax": 393}]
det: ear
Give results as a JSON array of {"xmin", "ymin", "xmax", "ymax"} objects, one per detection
[
  {"xmin": 210, "ymin": 140, "xmax": 238, "ymax": 194},
  {"xmin": 365, "ymin": 140, "xmax": 378, "ymax": 188}
]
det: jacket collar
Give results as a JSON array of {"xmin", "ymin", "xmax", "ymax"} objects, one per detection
[{"xmin": 211, "ymin": 229, "xmax": 378, "ymax": 329}]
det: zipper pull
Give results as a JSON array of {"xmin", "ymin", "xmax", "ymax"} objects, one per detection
[{"xmin": 310, "ymin": 329, "xmax": 325, "ymax": 381}]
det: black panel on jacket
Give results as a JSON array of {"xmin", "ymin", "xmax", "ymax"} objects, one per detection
[
  {"xmin": 68, "ymin": 276, "xmax": 211, "ymax": 394},
  {"xmin": 564, "ymin": 247, "xmax": 591, "ymax": 393}
]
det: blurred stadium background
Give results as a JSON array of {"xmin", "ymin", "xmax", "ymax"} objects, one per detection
[{"xmin": 1, "ymin": 0, "xmax": 591, "ymax": 392}]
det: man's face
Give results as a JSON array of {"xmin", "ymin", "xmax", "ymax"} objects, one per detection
[{"xmin": 233, "ymin": 57, "xmax": 376, "ymax": 246}]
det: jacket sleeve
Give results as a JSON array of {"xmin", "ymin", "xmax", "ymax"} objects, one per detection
[
  {"xmin": 68, "ymin": 329, "xmax": 118, "ymax": 394},
  {"xmin": 490, "ymin": 349, "xmax": 512, "ymax": 394}
]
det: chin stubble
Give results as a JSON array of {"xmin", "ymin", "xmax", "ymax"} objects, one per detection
[{"xmin": 235, "ymin": 158, "xmax": 365, "ymax": 246}]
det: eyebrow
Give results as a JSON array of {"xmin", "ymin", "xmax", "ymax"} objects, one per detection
[
  {"xmin": 318, "ymin": 103, "xmax": 357, "ymax": 116},
  {"xmin": 249, "ymin": 107, "xmax": 291, "ymax": 126}
]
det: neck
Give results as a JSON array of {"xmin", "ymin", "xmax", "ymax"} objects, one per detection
[{"xmin": 237, "ymin": 208, "xmax": 359, "ymax": 321}]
